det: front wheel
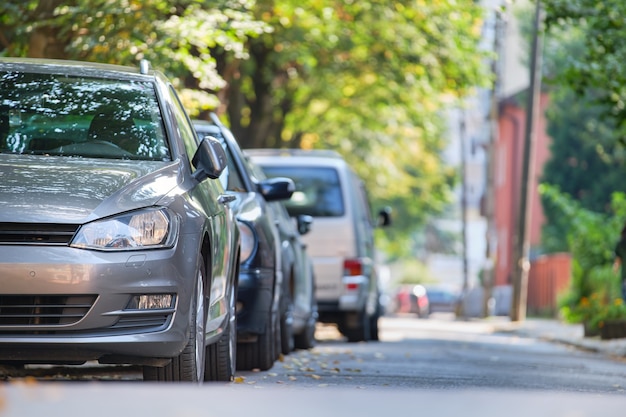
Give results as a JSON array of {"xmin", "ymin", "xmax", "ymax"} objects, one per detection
[
  {"xmin": 369, "ymin": 303, "xmax": 381, "ymax": 341},
  {"xmin": 280, "ymin": 292, "xmax": 295, "ymax": 355},
  {"xmin": 339, "ymin": 308, "xmax": 370, "ymax": 343},
  {"xmin": 236, "ymin": 308, "xmax": 276, "ymax": 371},
  {"xmin": 294, "ymin": 314, "xmax": 317, "ymax": 350},
  {"xmin": 143, "ymin": 261, "xmax": 206, "ymax": 382},
  {"xmin": 295, "ymin": 295, "xmax": 317, "ymax": 350},
  {"xmin": 204, "ymin": 283, "xmax": 237, "ymax": 381}
]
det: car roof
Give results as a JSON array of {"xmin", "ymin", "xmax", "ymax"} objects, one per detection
[
  {"xmin": 193, "ymin": 120, "xmax": 220, "ymax": 133},
  {"xmin": 246, "ymin": 148, "xmax": 342, "ymax": 159},
  {"xmin": 0, "ymin": 57, "xmax": 156, "ymax": 81},
  {"xmin": 245, "ymin": 148, "xmax": 350, "ymax": 169}
]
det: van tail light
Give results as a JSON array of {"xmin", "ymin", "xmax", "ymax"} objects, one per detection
[{"xmin": 343, "ymin": 258, "xmax": 363, "ymax": 277}]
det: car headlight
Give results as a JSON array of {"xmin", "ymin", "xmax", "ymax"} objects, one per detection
[
  {"xmin": 238, "ymin": 221, "xmax": 256, "ymax": 263},
  {"xmin": 71, "ymin": 208, "xmax": 178, "ymax": 251}
]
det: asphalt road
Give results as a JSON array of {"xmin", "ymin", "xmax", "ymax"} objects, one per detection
[
  {"xmin": 1, "ymin": 314, "xmax": 625, "ymax": 416},
  {"xmin": 233, "ymin": 314, "xmax": 626, "ymax": 392}
]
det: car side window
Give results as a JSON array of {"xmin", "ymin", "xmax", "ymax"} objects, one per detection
[
  {"xmin": 221, "ymin": 140, "xmax": 246, "ymax": 192},
  {"xmin": 168, "ymin": 86, "xmax": 198, "ymax": 169},
  {"xmin": 262, "ymin": 166, "xmax": 345, "ymax": 217},
  {"xmin": 205, "ymin": 132, "xmax": 246, "ymax": 192}
]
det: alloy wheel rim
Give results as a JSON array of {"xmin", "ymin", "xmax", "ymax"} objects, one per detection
[{"xmin": 195, "ymin": 273, "xmax": 205, "ymax": 382}]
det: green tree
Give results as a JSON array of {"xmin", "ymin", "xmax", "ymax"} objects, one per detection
[
  {"xmin": 540, "ymin": 185, "xmax": 626, "ymax": 327},
  {"xmin": 536, "ymin": 5, "xmax": 626, "ymax": 253},
  {"xmin": 543, "ymin": 0, "xmax": 626, "ymax": 143},
  {"xmin": 0, "ymin": 0, "xmax": 266, "ymax": 110},
  {"xmin": 541, "ymin": 88, "xmax": 626, "ymax": 252},
  {"xmin": 0, "ymin": 0, "xmax": 490, "ymax": 258},
  {"xmin": 213, "ymin": 0, "xmax": 488, "ymax": 257}
]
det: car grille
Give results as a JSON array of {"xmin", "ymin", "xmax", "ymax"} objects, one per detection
[
  {"xmin": 0, "ymin": 223, "xmax": 80, "ymax": 245},
  {"xmin": 0, "ymin": 295, "xmax": 96, "ymax": 326},
  {"xmin": 0, "ymin": 295, "xmax": 172, "ymax": 335}
]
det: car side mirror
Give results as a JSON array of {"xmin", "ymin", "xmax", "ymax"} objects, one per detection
[
  {"xmin": 296, "ymin": 214, "xmax": 313, "ymax": 235},
  {"xmin": 192, "ymin": 135, "xmax": 228, "ymax": 182},
  {"xmin": 377, "ymin": 206, "xmax": 392, "ymax": 227},
  {"xmin": 258, "ymin": 177, "xmax": 295, "ymax": 202}
]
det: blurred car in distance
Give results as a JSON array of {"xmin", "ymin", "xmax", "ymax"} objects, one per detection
[
  {"xmin": 424, "ymin": 285, "xmax": 461, "ymax": 314},
  {"xmin": 0, "ymin": 57, "xmax": 241, "ymax": 383},
  {"xmin": 246, "ymin": 149, "xmax": 391, "ymax": 342},
  {"xmin": 194, "ymin": 115, "xmax": 295, "ymax": 371},
  {"xmin": 393, "ymin": 285, "xmax": 430, "ymax": 318}
]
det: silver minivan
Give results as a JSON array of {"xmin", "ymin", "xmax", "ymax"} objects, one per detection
[{"xmin": 246, "ymin": 149, "xmax": 390, "ymax": 342}]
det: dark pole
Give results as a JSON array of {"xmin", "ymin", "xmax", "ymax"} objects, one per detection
[
  {"xmin": 511, "ymin": 0, "xmax": 543, "ymax": 322},
  {"xmin": 460, "ymin": 112, "xmax": 469, "ymax": 305}
]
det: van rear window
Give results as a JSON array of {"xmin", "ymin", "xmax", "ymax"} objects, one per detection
[{"xmin": 261, "ymin": 166, "xmax": 345, "ymax": 217}]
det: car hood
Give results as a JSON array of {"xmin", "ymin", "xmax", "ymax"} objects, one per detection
[{"xmin": 0, "ymin": 154, "xmax": 180, "ymax": 224}]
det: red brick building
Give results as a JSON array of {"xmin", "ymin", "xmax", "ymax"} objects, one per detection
[{"xmin": 493, "ymin": 91, "xmax": 556, "ymax": 287}]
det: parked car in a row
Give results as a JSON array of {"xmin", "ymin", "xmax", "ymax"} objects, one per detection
[
  {"xmin": 0, "ymin": 58, "xmax": 241, "ymax": 382},
  {"xmin": 247, "ymin": 160, "xmax": 318, "ymax": 352},
  {"xmin": 0, "ymin": 57, "xmax": 374, "ymax": 382},
  {"xmin": 246, "ymin": 149, "xmax": 391, "ymax": 342},
  {"xmin": 194, "ymin": 115, "xmax": 318, "ymax": 371},
  {"xmin": 393, "ymin": 285, "xmax": 431, "ymax": 318},
  {"xmin": 423, "ymin": 285, "xmax": 461, "ymax": 314},
  {"xmin": 390, "ymin": 284, "xmax": 461, "ymax": 317}
]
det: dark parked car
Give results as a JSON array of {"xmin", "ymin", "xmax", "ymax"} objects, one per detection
[
  {"xmin": 247, "ymin": 162, "xmax": 318, "ymax": 352},
  {"xmin": 0, "ymin": 58, "xmax": 241, "ymax": 383},
  {"xmin": 193, "ymin": 114, "xmax": 295, "ymax": 370}
]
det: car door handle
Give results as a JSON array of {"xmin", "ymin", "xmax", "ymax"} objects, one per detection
[{"xmin": 218, "ymin": 194, "xmax": 236, "ymax": 205}]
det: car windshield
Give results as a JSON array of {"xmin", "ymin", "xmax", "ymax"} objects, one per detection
[
  {"xmin": 0, "ymin": 71, "xmax": 170, "ymax": 161},
  {"xmin": 261, "ymin": 165, "xmax": 345, "ymax": 217}
]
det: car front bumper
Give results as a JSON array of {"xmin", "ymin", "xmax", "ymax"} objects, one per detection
[{"xmin": 0, "ymin": 244, "xmax": 197, "ymax": 366}]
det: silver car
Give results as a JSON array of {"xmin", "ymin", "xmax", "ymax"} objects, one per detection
[{"xmin": 0, "ymin": 58, "xmax": 240, "ymax": 382}]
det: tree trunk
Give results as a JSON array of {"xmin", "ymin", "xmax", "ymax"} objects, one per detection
[{"xmin": 28, "ymin": 0, "xmax": 68, "ymax": 59}]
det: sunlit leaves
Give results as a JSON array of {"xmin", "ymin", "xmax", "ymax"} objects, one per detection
[
  {"xmin": 0, "ymin": 0, "xmax": 489, "ymax": 259},
  {"xmin": 0, "ymin": 0, "xmax": 266, "ymax": 111},
  {"xmin": 543, "ymin": 0, "xmax": 626, "ymax": 142}
]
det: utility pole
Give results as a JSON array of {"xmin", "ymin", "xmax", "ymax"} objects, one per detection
[
  {"xmin": 511, "ymin": 0, "xmax": 544, "ymax": 322},
  {"xmin": 460, "ymin": 112, "xmax": 469, "ymax": 304},
  {"xmin": 482, "ymin": 8, "xmax": 502, "ymax": 318}
]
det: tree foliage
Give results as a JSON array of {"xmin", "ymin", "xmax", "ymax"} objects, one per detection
[
  {"xmin": 537, "ymin": 4, "xmax": 626, "ymax": 253},
  {"xmin": 543, "ymin": 0, "xmax": 626, "ymax": 143},
  {"xmin": 0, "ymin": 0, "xmax": 490, "ymax": 258},
  {"xmin": 541, "ymin": 184, "xmax": 626, "ymax": 326},
  {"xmin": 214, "ymin": 0, "xmax": 488, "ymax": 257},
  {"xmin": 541, "ymin": 87, "xmax": 626, "ymax": 252},
  {"xmin": 0, "ymin": 0, "xmax": 267, "ymax": 110}
]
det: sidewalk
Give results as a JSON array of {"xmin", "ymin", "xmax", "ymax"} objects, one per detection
[{"xmin": 489, "ymin": 317, "xmax": 626, "ymax": 358}]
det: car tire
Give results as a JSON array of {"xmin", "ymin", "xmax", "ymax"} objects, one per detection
[
  {"xmin": 236, "ymin": 308, "xmax": 275, "ymax": 371},
  {"xmin": 143, "ymin": 259, "xmax": 207, "ymax": 382},
  {"xmin": 295, "ymin": 294, "xmax": 317, "ymax": 350},
  {"xmin": 294, "ymin": 315, "xmax": 317, "ymax": 350},
  {"xmin": 280, "ymin": 290, "xmax": 295, "ymax": 355},
  {"xmin": 340, "ymin": 308, "xmax": 370, "ymax": 343},
  {"xmin": 204, "ymin": 283, "xmax": 237, "ymax": 381},
  {"xmin": 369, "ymin": 303, "xmax": 381, "ymax": 341}
]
